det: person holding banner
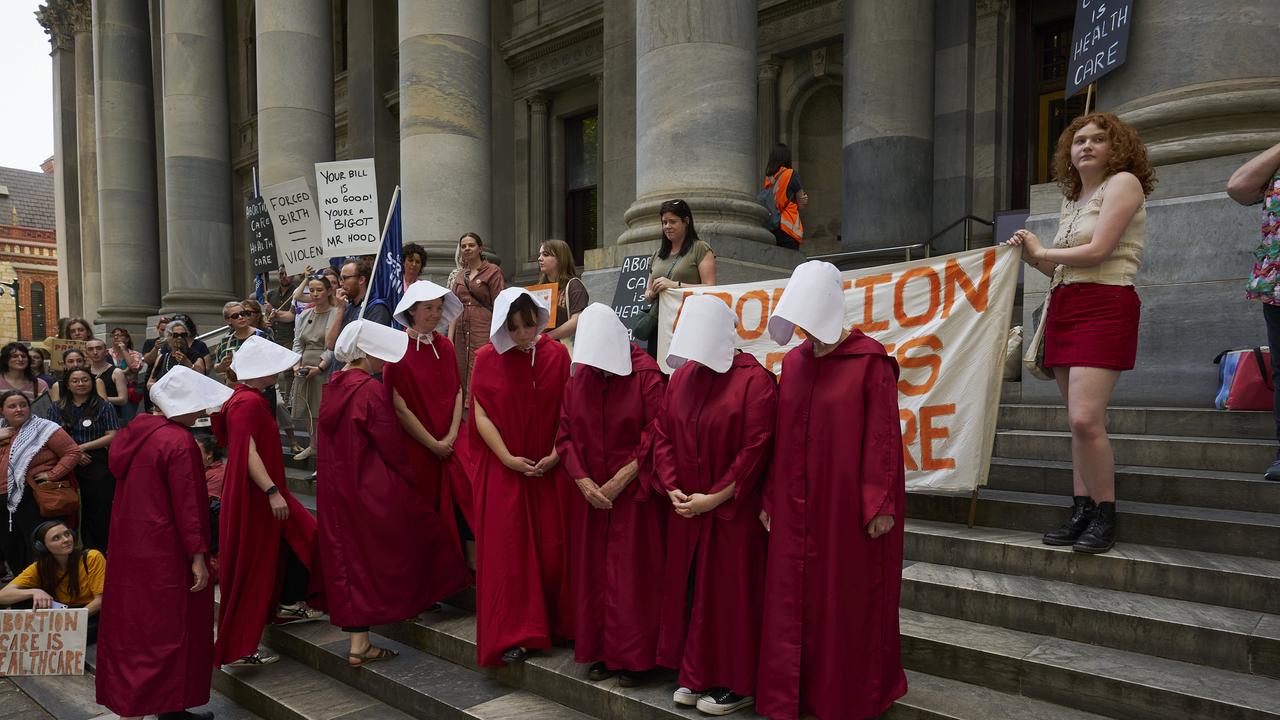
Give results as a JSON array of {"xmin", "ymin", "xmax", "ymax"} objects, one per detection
[
  {"xmin": 96, "ymin": 366, "xmax": 227, "ymax": 720},
  {"xmin": 469, "ymin": 288, "xmax": 573, "ymax": 666},
  {"xmin": 555, "ymin": 304, "xmax": 668, "ymax": 686},
  {"xmin": 537, "ymin": 239, "xmax": 590, "ymax": 343},
  {"xmin": 754, "ymin": 261, "xmax": 907, "ymax": 720},
  {"xmin": 212, "ymin": 337, "xmax": 325, "ymax": 668},
  {"xmin": 1007, "ymin": 112, "xmax": 1154, "ymax": 555},
  {"xmin": 641, "ymin": 200, "xmax": 717, "ymax": 358},
  {"xmin": 326, "ymin": 258, "xmax": 394, "ymax": 352},
  {"xmin": 318, "ymin": 320, "xmax": 471, "ymax": 667},
  {"xmin": 385, "ymin": 281, "xmax": 474, "ymax": 560},
  {"xmin": 653, "ymin": 295, "xmax": 776, "ymax": 716},
  {"xmin": 449, "ymin": 232, "xmax": 505, "ymax": 407}
]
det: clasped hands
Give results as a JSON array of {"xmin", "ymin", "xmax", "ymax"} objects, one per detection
[
  {"xmin": 501, "ymin": 451, "xmax": 559, "ymax": 478},
  {"xmin": 668, "ymin": 489, "xmax": 718, "ymax": 518},
  {"xmin": 574, "ymin": 461, "xmax": 639, "ymax": 510}
]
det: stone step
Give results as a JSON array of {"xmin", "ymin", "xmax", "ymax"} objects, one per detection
[
  {"xmin": 213, "ymin": 653, "xmax": 416, "ymax": 720},
  {"xmin": 907, "ymin": 488, "xmax": 1280, "ymax": 561},
  {"xmin": 885, "ymin": 670, "xmax": 1109, "ymax": 720},
  {"xmin": 900, "ymin": 561, "xmax": 1280, "ymax": 678},
  {"xmin": 986, "ymin": 457, "xmax": 1280, "ymax": 514},
  {"xmin": 994, "ymin": 429, "xmax": 1273, "ymax": 473},
  {"xmin": 904, "ymin": 518, "xmax": 1280, "ymax": 614},
  {"xmin": 998, "ymin": 404, "xmax": 1272, "ymax": 440},
  {"xmin": 0, "ymin": 678, "xmax": 54, "ymax": 720},
  {"xmin": 900, "ymin": 608, "xmax": 1280, "ymax": 720},
  {"xmin": 260, "ymin": 620, "xmax": 598, "ymax": 720}
]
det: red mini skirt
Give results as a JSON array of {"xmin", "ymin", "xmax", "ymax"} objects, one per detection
[{"xmin": 1043, "ymin": 282, "xmax": 1140, "ymax": 371}]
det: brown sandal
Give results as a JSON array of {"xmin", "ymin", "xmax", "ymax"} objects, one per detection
[{"xmin": 348, "ymin": 646, "xmax": 398, "ymax": 666}]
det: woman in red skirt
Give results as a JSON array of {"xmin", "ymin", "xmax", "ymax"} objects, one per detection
[{"xmin": 1007, "ymin": 112, "xmax": 1156, "ymax": 554}]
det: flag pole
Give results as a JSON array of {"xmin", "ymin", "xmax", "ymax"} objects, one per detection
[{"xmin": 362, "ymin": 185, "xmax": 401, "ymax": 320}]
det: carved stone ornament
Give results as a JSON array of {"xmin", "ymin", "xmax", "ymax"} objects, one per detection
[{"xmin": 34, "ymin": 1, "xmax": 75, "ymax": 51}]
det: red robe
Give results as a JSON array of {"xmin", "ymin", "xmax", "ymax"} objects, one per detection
[
  {"xmin": 555, "ymin": 345, "xmax": 668, "ymax": 671},
  {"xmin": 383, "ymin": 331, "xmax": 473, "ymax": 553},
  {"xmin": 96, "ymin": 414, "xmax": 213, "ymax": 716},
  {"xmin": 317, "ymin": 369, "xmax": 471, "ymax": 627},
  {"xmin": 653, "ymin": 353, "xmax": 777, "ymax": 696},
  {"xmin": 756, "ymin": 331, "xmax": 908, "ymax": 720},
  {"xmin": 469, "ymin": 334, "xmax": 574, "ymax": 667},
  {"xmin": 211, "ymin": 384, "xmax": 323, "ymax": 666}
]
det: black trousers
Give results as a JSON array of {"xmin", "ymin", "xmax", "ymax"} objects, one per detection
[
  {"xmin": 77, "ymin": 450, "xmax": 116, "ymax": 553},
  {"xmin": 0, "ymin": 492, "xmax": 44, "ymax": 575},
  {"xmin": 279, "ymin": 541, "xmax": 310, "ymax": 606},
  {"xmin": 1265, "ymin": 303, "xmax": 1280, "ymax": 445}
]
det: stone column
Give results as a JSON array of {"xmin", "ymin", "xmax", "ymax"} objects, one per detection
[
  {"xmin": 159, "ymin": 0, "xmax": 237, "ymax": 316},
  {"xmin": 620, "ymin": 0, "xmax": 772, "ymax": 247},
  {"xmin": 842, "ymin": 0, "xmax": 934, "ymax": 251},
  {"xmin": 92, "ymin": 0, "xmax": 161, "ymax": 328},
  {"xmin": 70, "ymin": 0, "xmax": 100, "ymax": 322},
  {"xmin": 527, "ymin": 93, "xmax": 550, "ymax": 253},
  {"xmin": 599, "ymin": 0, "xmax": 636, "ymax": 248},
  {"xmin": 35, "ymin": 1, "xmax": 82, "ymax": 319},
  {"xmin": 399, "ymin": 0, "xmax": 491, "ymax": 277},
  {"xmin": 345, "ymin": 0, "xmax": 399, "ymax": 208},
  {"xmin": 255, "ymin": 0, "xmax": 333, "ymax": 188},
  {"xmin": 757, "ymin": 57, "xmax": 781, "ymax": 174}
]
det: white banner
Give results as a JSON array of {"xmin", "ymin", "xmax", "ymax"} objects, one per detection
[
  {"xmin": 656, "ymin": 247, "xmax": 1020, "ymax": 492},
  {"xmin": 315, "ymin": 158, "xmax": 381, "ymax": 259},
  {"xmin": 261, "ymin": 177, "xmax": 324, "ymax": 275},
  {"xmin": 0, "ymin": 608, "xmax": 88, "ymax": 676}
]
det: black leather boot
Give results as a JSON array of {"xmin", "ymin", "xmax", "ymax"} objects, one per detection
[
  {"xmin": 1042, "ymin": 496, "xmax": 1096, "ymax": 546},
  {"xmin": 1073, "ymin": 501, "xmax": 1117, "ymax": 554}
]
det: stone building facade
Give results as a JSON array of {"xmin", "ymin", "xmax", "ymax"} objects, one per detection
[
  {"xmin": 34, "ymin": 0, "xmax": 1280, "ymax": 405},
  {"xmin": 0, "ymin": 165, "xmax": 60, "ymax": 342}
]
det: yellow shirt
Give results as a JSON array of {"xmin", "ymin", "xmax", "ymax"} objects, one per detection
[{"xmin": 12, "ymin": 550, "xmax": 106, "ymax": 607}]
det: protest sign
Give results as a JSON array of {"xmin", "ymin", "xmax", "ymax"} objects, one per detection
[
  {"xmin": 41, "ymin": 337, "xmax": 88, "ymax": 371},
  {"xmin": 609, "ymin": 254, "xmax": 652, "ymax": 342},
  {"xmin": 525, "ymin": 283, "xmax": 560, "ymax": 329},
  {"xmin": 245, "ymin": 195, "xmax": 278, "ymax": 274},
  {"xmin": 261, "ymin": 177, "xmax": 324, "ymax": 275},
  {"xmin": 1065, "ymin": 0, "xmax": 1133, "ymax": 98},
  {"xmin": 656, "ymin": 247, "xmax": 1020, "ymax": 492},
  {"xmin": 0, "ymin": 608, "xmax": 88, "ymax": 676},
  {"xmin": 315, "ymin": 159, "xmax": 381, "ymax": 259}
]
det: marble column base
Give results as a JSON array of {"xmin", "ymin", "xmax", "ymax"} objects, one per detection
[{"xmin": 618, "ymin": 194, "xmax": 775, "ymax": 247}]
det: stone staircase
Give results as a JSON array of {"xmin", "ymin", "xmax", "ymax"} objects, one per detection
[{"xmin": 27, "ymin": 402, "xmax": 1267, "ymax": 719}]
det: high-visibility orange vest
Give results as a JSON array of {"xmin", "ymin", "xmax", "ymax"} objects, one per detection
[{"xmin": 766, "ymin": 167, "xmax": 804, "ymax": 243}]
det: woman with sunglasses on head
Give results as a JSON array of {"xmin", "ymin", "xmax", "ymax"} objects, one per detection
[
  {"xmin": 0, "ymin": 521, "xmax": 104, "ymax": 639},
  {"xmin": 47, "ymin": 367, "xmax": 119, "ymax": 552},
  {"xmin": 0, "ymin": 342, "xmax": 49, "ymax": 402},
  {"xmin": 639, "ymin": 199, "xmax": 718, "ymax": 357}
]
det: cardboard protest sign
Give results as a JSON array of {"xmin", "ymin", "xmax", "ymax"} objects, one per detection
[
  {"xmin": 245, "ymin": 195, "xmax": 278, "ymax": 274},
  {"xmin": 656, "ymin": 247, "xmax": 1020, "ymax": 492},
  {"xmin": 41, "ymin": 337, "xmax": 88, "ymax": 371},
  {"xmin": 609, "ymin": 254, "xmax": 652, "ymax": 342},
  {"xmin": 261, "ymin": 177, "xmax": 324, "ymax": 275},
  {"xmin": 315, "ymin": 159, "xmax": 380, "ymax": 259},
  {"xmin": 0, "ymin": 608, "xmax": 88, "ymax": 676},
  {"xmin": 525, "ymin": 283, "xmax": 560, "ymax": 329}
]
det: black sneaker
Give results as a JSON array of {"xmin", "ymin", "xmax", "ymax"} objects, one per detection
[
  {"xmin": 695, "ymin": 687, "xmax": 754, "ymax": 715},
  {"xmin": 587, "ymin": 661, "xmax": 614, "ymax": 681},
  {"xmin": 157, "ymin": 711, "xmax": 215, "ymax": 720},
  {"xmin": 1265, "ymin": 455, "xmax": 1280, "ymax": 482},
  {"xmin": 226, "ymin": 651, "xmax": 278, "ymax": 667}
]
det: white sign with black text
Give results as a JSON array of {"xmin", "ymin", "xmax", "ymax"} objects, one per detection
[{"xmin": 315, "ymin": 158, "xmax": 381, "ymax": 259}]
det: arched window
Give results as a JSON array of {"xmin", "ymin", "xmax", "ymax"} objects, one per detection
[{"xmin": 29, "ymin": 282, "xmax": 46, "ymax": 340}]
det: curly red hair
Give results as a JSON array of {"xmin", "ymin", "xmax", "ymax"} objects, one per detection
[{"xmin": 1052, "ymin": 112, "xmax": 1156, "ymax": 201}]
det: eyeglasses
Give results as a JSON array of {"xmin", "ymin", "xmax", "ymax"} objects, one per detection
[
  {"xmin": 225, "ymin": 311, "xmax": 250, "ymax": 320},
  {"xmin": 340, "ymin": 274, "xmax": 357, "ymax": 282}
]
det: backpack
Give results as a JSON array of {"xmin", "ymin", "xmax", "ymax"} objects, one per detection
[{"xmin": 757, "ymin": 184, "xmax": 781, "ymax": 231}]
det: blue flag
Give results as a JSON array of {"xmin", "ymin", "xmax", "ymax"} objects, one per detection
[
  {"xmin": 253, "ymin": 272, "xmax": 265, "ymax": 305},
  {"xmin": 364, "ymin": 186, "xmax": 403, "ymax": 327}
]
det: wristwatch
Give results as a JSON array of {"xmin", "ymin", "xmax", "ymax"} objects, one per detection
[{"xmin": 265, "ymin": 485, "xmax": 279, "ymax": 496}]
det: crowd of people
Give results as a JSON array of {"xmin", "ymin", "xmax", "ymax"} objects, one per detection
[{"xmin": 1, "ymin": 111, "xmax": 1275, "ymax": 720}]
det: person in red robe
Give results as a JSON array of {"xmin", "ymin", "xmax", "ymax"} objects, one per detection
[
  {"xmin": 212, "ymin": 336, "xmax": 325, "ymax": 667},
  {"xmin": 756, "ymin": 261, "xmax": 907, "ymax": 720},
  {"xmin": 385, "ymin": 280, "xmax": 474, "ymax": 562},
  {"xmin": 96, "ymin": 366, "xmax": 230, "ymax": 720},
  {"xmin": 653, "ymin": 296, "xmax": 777, "ymax": 716},
  {"xmin": 319, "ymin": 320, "xmax": 472, "ymax": 666},
  {"xmin": 554, "ymin": 304, "xmax": 668, "ymax": 685},
  {"xmin": 470, "ymin": 287, "xmax": 574, "ymax": 667}
]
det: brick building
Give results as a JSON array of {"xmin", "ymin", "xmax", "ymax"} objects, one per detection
[{"xmin": 0, "ymin": 163, "xmax": 60, "ymax": 342}]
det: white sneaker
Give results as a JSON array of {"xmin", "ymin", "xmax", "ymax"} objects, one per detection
[
  {"xmin": 276, "ymin": 603, "xmax": 325, "ymax": 623},
  {"xmin": 673, "ymin": 687, "xmax": 701, "ymax": 706},
  {"xmin": 293, "ymin": 446, "xmax": 315, "ymax": 460}
]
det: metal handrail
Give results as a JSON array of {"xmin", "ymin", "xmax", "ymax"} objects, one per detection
[{"xmin": 809, "ymin": 214, "xmax": 995, "ymax": 266}]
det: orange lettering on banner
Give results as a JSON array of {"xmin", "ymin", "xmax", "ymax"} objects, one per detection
[
  {"xmin": 942, "ymin": 249, "xmax": 994, "ymax": 317},
  {"xmin": 61, "ymin": 611, "xmax": 76, "ymax": 632},
  {"xmin": 894, "ymin": 267, "xmax": 941, "ymax": 328},
  {"xmin": 896, "ymin": 335, "xmax": 944, "ymax": 396},
  {"xmin": 765, "ymin": 351, "xmax": 787, "ymax": 374},
  {"xmin": 48, "ymin": 633, "xmax": 62, "ymax": 651},
  {"xmin": 736, "ymin": 290, "xmax": 770, "ymax": 340},
  {"xmin": 853, "ymin": 274, "xmax": 892, "ymax": 333},
  {"xmin": 920, "ymin": 403, "xmax": 957, "ymax": 470},
  {"xmin": 899, "ymin": 409, "xmax": 919, "ymax": 471}
]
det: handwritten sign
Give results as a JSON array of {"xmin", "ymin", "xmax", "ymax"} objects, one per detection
[
  {"xmin": 609, "ymin": 254, "xmax": 652, "ymax": 343},
  {"xmin": 1065, "ymin": 0, "xmax": 1133, "ymax": 98},
  {"xmin": 315, "ymin": 159, "xmax": 380, "ymax": 259},
  {"xmin": 245, "ymin": 196, "xmax": 278, "ymax": 274},
  {"xmin": 656, "ymin": 247, "xmax": 1020, "ymax": 493},
  {"xmin": 261, "ymin": 177, "xmax": 324, "ymax": 275},
  {"xmin": 41, "ymin": 337, "xmax": 88, "ymax": 371},
  {"xmin": 525, "ymin": 283, "xmax": 560, "ymax": 329},
  {"xmin": 0, "ymin": 608, "xmax": 88, "ymax": 676}
]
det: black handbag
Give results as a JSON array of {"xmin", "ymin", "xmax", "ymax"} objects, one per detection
[{"xmin": 633, "ymin": 256, "xmax": 677, "ymax": 342}]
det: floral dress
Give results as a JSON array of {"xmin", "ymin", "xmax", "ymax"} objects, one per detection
[{"xmin": 1245, "ymin": 172, "xmax": 1280, "ymax": 305}]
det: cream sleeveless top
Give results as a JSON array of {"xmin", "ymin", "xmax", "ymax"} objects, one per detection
[{"xmin": 1049, "ymin": 177, "xmax": 1146, "ymax": 289}]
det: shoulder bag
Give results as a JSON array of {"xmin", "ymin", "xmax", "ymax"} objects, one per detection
[{"xmin": 633, "ymin": 257, "xmax": 678, "ymax": 342}]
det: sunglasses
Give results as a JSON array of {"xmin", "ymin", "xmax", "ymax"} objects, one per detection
[
  {"xmin": 225, "ymin": 311, "xmax": 251, "ymax": 320},
  {"xmin": 170, "ymin": 333, "xmax": 190, "ymax": 339}
]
